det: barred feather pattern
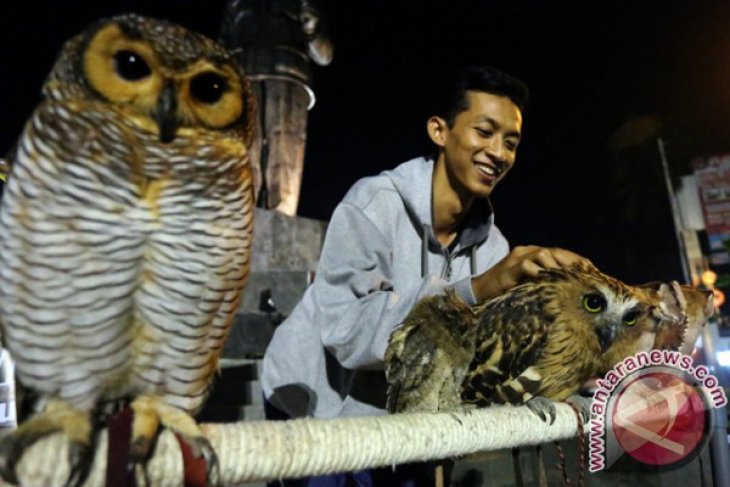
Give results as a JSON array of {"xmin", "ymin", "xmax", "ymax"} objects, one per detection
[{"xmin": 0, "ymin": 98, "xmax": 253, "ymax": 414}]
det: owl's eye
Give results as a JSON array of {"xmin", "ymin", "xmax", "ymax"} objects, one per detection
[
  {"xmin": 113, "ymin": 50, "xmax": 151, "ymax": 81},
  {"xmin": 190, "ymin": 72, "xmax": 229, "ymax": 104},
  {"xmin": 623, "ymin": 310, "xmax": 640, "ymax": 326},
  {"xmin": 582, "ymin": 294, "xmax": 606, "ymax": 313}
]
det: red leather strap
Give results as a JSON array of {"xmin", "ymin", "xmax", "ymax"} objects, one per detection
[
  {"xmin": 174, "ymin": 433, "xmax": 209, "ymax": 487},
  {"xmin": 105, "ymin": 406, "xmax": 136, "ymax": 487}
]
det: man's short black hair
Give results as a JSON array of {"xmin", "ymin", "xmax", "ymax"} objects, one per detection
[{"xmin": 436, "ymin": 66, "xmax": 529, "ymax": 127}]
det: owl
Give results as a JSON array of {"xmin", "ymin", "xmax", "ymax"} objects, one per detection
[
  {"xmin": 385, "ymin": 289, "xmax": 479, "ymax": 415},
  {"xmin": 385, "ymin": 266, "xmax": 682, "ymax": 422},
  {"xmin": 650, "ymin": 282, "xmax": 714, "ymax": 354},
  {"xmin": 0, "ymin": 13, "xmax": 255, "ymax": 485}
]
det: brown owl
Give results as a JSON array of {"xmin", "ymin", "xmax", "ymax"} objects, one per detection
[
  {"xmin": 385, "ymin": 266, "xmax": 682, "ymax": 422},
  {"xmin": 650, "ymin": 282, "xmax": 714, "ymax": 353},
  {"xmin": 0, "ymin": 13, "xmax": 255, "ymax": 485}
]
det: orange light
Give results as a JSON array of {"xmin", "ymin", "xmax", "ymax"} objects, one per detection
[
  {"xmin": 701, "ymin": 270, "xmax": 718, "ymax": 287},
  {"xmin": 713, "ymin": 288, "xmax": 725, "ymax": 308}
]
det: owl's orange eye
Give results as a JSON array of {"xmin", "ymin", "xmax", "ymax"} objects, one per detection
[
  {"xmin": 583, "ymin": 294, "xmax": 606, "ymax": 313},
  {"xmin": 114, "ymin": 50, "xmax": 151, "ymax": 81}
]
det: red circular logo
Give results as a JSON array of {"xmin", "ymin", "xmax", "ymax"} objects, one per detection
[{"xmin": 611, "ymin": 371, "xmax": 708, "ymax": 466}]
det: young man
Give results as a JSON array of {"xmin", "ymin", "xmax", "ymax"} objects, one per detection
[{"xmin": 261, "ymin": 66, "xmax": 591, "ymax": 484}]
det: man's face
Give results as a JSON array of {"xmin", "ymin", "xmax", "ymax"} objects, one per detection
[{"xmin": 439, "ymin": 91, "xmax": 523, "ymax": 198}]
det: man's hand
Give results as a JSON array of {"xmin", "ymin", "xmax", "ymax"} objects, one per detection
[{"xmin": 471, "ymin": 245, "xmax": 594, "ymax": 302}]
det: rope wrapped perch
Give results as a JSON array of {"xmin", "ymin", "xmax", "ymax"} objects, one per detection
[{"xmin": 3, "ymin": 402, "xmax": 582, "ymax": 486}]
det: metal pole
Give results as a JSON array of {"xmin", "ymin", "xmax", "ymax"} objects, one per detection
[
  {"xmin": 701, "ymin": 320, "xmax": 730, "ymax": 487},
  {"xmin": 657, "ymin": 137, "xmax": 692, "ymax": 284}
]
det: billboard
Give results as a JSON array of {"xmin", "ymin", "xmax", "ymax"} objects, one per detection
[{"xmin": 693, "ymin": 154, "xmax": 730, "ymax": 265}]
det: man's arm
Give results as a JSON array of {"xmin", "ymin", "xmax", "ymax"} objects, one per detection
[{"xmin": 313, "ymin": 202, "xmax": 450, "ymax": 370}]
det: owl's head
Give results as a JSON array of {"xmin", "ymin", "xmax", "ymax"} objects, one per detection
[
  {"xmin": 43, "ymin": 13, "xmax": 254, "ymax": 145},
  {"xmin": 601, "ymin": 282, "xmax": 711, "ymax": 372},
  {"xmin": 539, "ymin": 267, "xmax": 657, "ymax": 356}
]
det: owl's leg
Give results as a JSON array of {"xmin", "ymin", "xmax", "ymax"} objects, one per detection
[
  {"xmin": 565, "ymin": 394, "xmax": 592, "ymax": 424},
  {"xmin": 130, "ymin": 395, "xmax": 219, "ymax": 485},
  {"xmin": 0, "ymin": 398, "xmax": 93, "ymax": 486}
]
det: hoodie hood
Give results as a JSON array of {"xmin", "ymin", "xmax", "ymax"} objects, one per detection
[{"xmin": 384, "ymin": 156, "xmax": 495, "ymax": 251}]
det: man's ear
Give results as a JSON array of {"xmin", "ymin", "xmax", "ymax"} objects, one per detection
[{"xmin": 427, "ymin": 116, "xmax": 448, "ymax": 148}]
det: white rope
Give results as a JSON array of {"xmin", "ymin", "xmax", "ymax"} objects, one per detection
[{"xmin": 4, "ymin": 403, "xmax": 582, "ymax": 486}]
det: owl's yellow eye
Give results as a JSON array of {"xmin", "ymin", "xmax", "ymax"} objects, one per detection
[
  {"xmin": 83, "ymin": 24, "xmax": 162, "ymax": 107},
  {"xmin": 113, "ymin": 50, "xmax": 151, "ymax": 81},
  {"xmin": 190, "ymin": 72, "xmax": 228, "ymax": 104},
  {"xmin": 583, "ymin": 294, "xmax": 606, "ymax": 313},
  {"xmin": 181, "ymin": 63, "xmax": 243, "ymax": 129},
  {"xmin": 623, "ymin": 310, "xmax": 640, "ymax": 326}
]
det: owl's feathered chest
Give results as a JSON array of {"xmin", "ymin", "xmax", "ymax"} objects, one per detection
[{"xmin": 0, "ymin": 99, "xmax": 253, "ymax": 412}]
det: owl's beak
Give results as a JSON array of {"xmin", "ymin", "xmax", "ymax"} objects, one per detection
[
  {"xmin": 156, "ymin": 81, "xmax": 178, "ymax": 143},
  {"xmin": 596, "ymin": 323, "xmax": 617, "ymax": 353}
]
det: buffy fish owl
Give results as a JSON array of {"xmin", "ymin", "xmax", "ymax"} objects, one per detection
[{"xmin": 385, "ymin": 266, "xmax": 684, "ymax": 422}]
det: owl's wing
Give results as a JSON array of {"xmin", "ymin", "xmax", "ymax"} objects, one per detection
[
  {"xmin": 385, "ymin": 318, "xmax": 441, "ymax": 413},
  {"xmin": 385, "ymin": 292, "xmax": 477, "ymax": 413},
  {"xmin": 461, "ymin": 294, "xmax": 550, "ymax": 406}
]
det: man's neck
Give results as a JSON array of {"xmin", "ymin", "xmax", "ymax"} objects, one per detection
[{"xmin": 432, "ymin": 157, "xmax": 474, "ymax": 247}]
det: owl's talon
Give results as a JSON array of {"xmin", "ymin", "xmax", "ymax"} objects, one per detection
[
  {"xmin": 0, "ymin": 404, "xmax": 92, "ymax": 487},
  {"xmin": 0, "ymin": 435, "xmax": 23, "ymax": 485},
  {"xmin": 129, "ymin": 435, "xmax": 153, "ymax": 463},
  {"xmin": 203, "ymin": 445, "xmax": 221, "ymax": 487},
  {"xmin": 130, "ymin": 396, "xmax": 221, "ymax": 484},
  {"xmin": 566, "ymin": 394, "xmax": 592, "ymax": 424},
  {"xmin": 526, "ymin": 396, "xmax": 557, "ymax": 425},
  {"xmin": 183, "ymin": 436, "xmax": 221, "ymax": 486},
  {"xmin": 64, "ymin": 440, "xmax": 93, "ymax": 487}
]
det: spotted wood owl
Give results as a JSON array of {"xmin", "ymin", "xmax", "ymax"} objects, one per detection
[
  {"xmin": 385, "ymin": 266, "xmax": 683, "ymax": 421},
  {"xmin": 0, "ymin": 13, "xmax": 255, "ymax": 484}
]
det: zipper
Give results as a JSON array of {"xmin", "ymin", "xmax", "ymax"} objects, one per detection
[{"xmin": 441, "ymin": 247, "xmax": 455, "ymax": 281}]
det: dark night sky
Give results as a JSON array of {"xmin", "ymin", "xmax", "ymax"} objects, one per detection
[{"xmin": 3, "ymin": 1, "xmax": 730, "ymax": 283}]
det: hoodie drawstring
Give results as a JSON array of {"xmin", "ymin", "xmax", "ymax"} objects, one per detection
[
  {"xmin": 421, "ymin": 223, "xmax": 429, "ymax": 278},
  {"xmin": 470, "ymin": 245, "xmax": 477, "ymax": 276}
]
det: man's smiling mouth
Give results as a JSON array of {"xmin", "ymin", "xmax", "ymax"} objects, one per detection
[{"xmin": 475, "ymin": 161, "xmax": 503, "ymax": 177}]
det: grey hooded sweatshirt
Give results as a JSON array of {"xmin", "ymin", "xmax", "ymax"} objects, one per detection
[{"xmin": 261, "ymin": 156, "xmax": 510, "ymax": 418}]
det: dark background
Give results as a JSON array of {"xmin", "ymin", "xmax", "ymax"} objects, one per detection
[{"xmin": 3, "ymin": 0, "xmax": 730, "ymax": 284}]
